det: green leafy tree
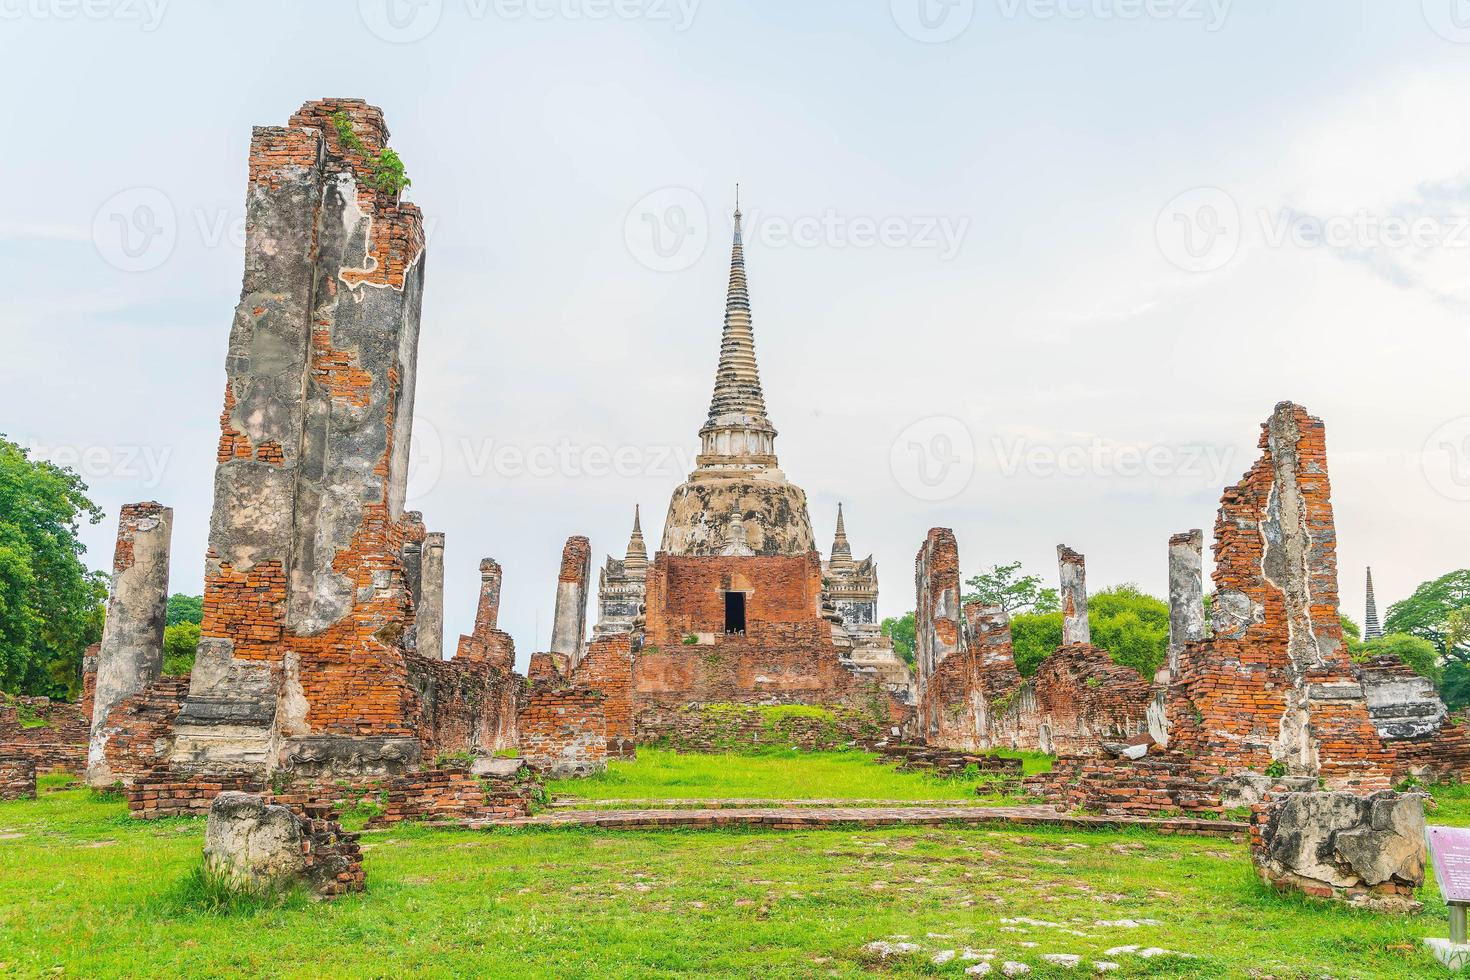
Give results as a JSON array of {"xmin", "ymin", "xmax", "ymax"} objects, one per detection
[
  {"xmin": 1384, "ymin": 570, "xmax": 1470, "ymax": 659},
  {"xmin": 963, "ymin": 561, "xmax": 1060, "ymax": 614},
  {"xmin": 0, "ymin": 437, "xmax": 107, "ymax": 697},
  {"xmin": 880, "ymin": 613, "xmax": 915, "ymax": 667},
  {"xmin": 1443, "ymin": 662, "xmax": 1470, "ymax": 713},
  {"xmin": 1010, "ymin": 584, "xmax": 1169, "ymax": 679},
  {"xmin": 166, "ymin": 593, "xmax": 203, "ymax": 627},
  {"xmin": 162, "ymin": 621, "xmax": 199, "ymax": 676},
  {"xmin": 1341, "ymin": 615, "xmax": 1361, "ymax": 644}
]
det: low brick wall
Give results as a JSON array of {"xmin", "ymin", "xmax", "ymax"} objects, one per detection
[
  {"xmin": 520, "ymin": 688, "xmax": 607, "ymax": 777},
  {"xmin": 0, "ymin": 758, "xmax": 37, "ymax": 801},
  {"xmin": 1025, "ymin": 756, "xmax": 1223, "ymax": 818},
  {"xmin": 639, "ymin": 703, "xmax": 885, "ymax": 754},
  {"xmin": 128, "ymin": 765, "xmax": 537, "ymax": 823},
  {"xmin": 296, "ymin": 802, "xmax": 367, "ymax": 897},
  {"xmin": 0, "ymin": 696, "xmax": 89, "ymax": 773},
  {"xmin": 127, "ymin": 772, "xmax": 268, "ymax": 819}
]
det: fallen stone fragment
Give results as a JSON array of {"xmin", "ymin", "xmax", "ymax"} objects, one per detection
[
  {"xmin": 965, "ymin": 964, "xmax": 992, "ymax": 976},
  {"xmin": 1042, "ymin": 953, "xmax": 1080, "ymax": 968},
  {"xmin": 1002, "ymin": 963, "xmax": 1031, "ymax": 976}
]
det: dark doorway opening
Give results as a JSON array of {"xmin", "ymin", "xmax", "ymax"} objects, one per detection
[{"xmin": 724, "ymin": 591, "xmax": 746, "ymax": 634}]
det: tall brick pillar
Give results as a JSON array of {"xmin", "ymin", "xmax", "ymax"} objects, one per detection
[
  {"xmin": 1164, "ymin": 529, "xmax": 1205, "ymax": 681},
  {"xmin": 1057, "ymin": 545, "xmax": 1090, "ymax": 646},
  {"xmin": 475, "ymin": 558, "xmax": 503, "ymax": 633},
  {"xmin": 419, "ymin": 533, "xmax": 445, "ymax": 661},
  {"xmin": 914, "ymin": 528, "xmax": 965, "ymax": 740},
  {"xmin": 172, "ymin": 99, "xmax": 427, "ymax": 779},
  {"xmin": 550, "ymin": 536, "xmax": 591, "ymax": 668},
  {"xmin": 88, "ymin": 502, "xmax": 173, "ymax": 788}
]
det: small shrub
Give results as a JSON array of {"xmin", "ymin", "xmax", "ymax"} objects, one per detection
[
  {"xmin": 165, "ymin": 865, "xmax": 307, "ymax": 917},
  {"xmin": 1265, "ymin": 760, "xmax": 1287, "ymax": 778},
  {"xmin": 433, "ymin": 750, "xmax": 476, "ymax": 769},
  {"xmin": 682, "ymin": 634, "xmax": 699, "ymax": 646}
]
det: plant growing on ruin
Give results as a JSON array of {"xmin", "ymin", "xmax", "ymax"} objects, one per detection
[
  {"xmin": 1264, "ymin": 759, "xmax": 1287, "ymax": 778},
  {"xmin": 681, "ymin": 633, "xmax": 699, "ymax": 646},
  {"xmin": 328, "ymin": 111, "xmax": 412, "ymax": 195}
]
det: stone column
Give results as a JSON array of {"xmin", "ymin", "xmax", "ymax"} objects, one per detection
[
  {"xmin": 419, "ymin": 532, "xmax": 445, "ymax": 661},
  {"xmin": 1057, "ymin": 544, "xmax": 1090, "ymax": 646},
  {"xmin": 87, "ymin": 502, "xmax": 173, "ymax": 787},
  {"xmin": 550, "ymin": 536, "xmax": 591, "ymax": 667},
  {"xmin": 1165, "ymin": 529, "xmax": 1205, "ymax": 679},
  {"xmin": 475, "ymin": 558, "xmax": 503, "ymax": 634}
]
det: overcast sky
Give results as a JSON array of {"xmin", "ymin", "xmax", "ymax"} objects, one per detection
[{"xmin": 3, "ymin": 1, "xmax": 1468, "ymax": 666}]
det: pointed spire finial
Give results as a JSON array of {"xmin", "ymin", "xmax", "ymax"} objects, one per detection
[
  {"xmin": 624, "ymin": 504, "xmax": 649, "ymax": 573},
  {"xmin": 1364, "ymin": 566, "xmax": 1383, "ymax": 640},
  {"xmin": 694, "ymin": 187, "xmax": 777, "ymax": 475},
  {"xmin": 829, "ymin": 503, "xmax": 854, "ymax": 568}
]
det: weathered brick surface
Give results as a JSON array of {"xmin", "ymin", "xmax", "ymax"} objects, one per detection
[
  {"xmin": 0, "ymin": 758, "xmax": 37, "ymax": 801},
  {"xmin": 639, "ymin": 703, "xmax": 886, "ymax": 753},
  {"xmin": 570, "ymin": 635, "xmax": 636, "ymax": 757},
  {"xmin": 1166, "ymin": 404, "xmax": 1393, "ymax": 790},
  {"xmin": 94, "ymin": 677, "xmax": 190, "ymax": 786},
  {"xmin": 633, "ymin": 552, "xmax": 908, "ymax": 740},
  {"xmin": 1025, "ymin": 756, "xmax": 1222, "ymax": 818},
  {"xmin": 163, "ymin": 99, "xmax": 518, "ymax": 781},
  {"xmin": 520, "ymin": 688, "xmax": 607, "ymax": 777},
  {"xmin": 997, "ymin": 645, "xmax": 1155, "ymax": 757},
  {"xmin": 0, "ymin": 697, "xmax": 89, "ymax": 773}
]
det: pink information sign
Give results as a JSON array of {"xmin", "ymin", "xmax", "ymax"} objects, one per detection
[{"xmin": 1427, "ymin": 826, "xmax": 1470, "ymax": 904}]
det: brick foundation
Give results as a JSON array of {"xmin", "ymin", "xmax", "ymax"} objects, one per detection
[
  {"xmin": 0, "ymin": 696, "xmax": 89, "ymax": 773},
  {"xmin": 0, "ymin": 758, "xmax": 37, "ymax": 801},
  {"xmin": 519, "ymin": 687, "xmax": 607, "ymax": 777}
]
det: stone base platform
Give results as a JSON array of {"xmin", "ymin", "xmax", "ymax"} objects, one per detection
[{"xmin": 459, "ymin": 804, "xmax": 1246, "ymax": 838}]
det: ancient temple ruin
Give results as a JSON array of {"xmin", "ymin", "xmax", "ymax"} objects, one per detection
[{"xmin": 41, "ymin": 96, "xmax": 1465, "ymax": 827}]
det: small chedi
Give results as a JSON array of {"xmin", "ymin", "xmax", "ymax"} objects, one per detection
[{"xmin": 11, "ymin": 98, "xmax": 1450, "ymax": 911}]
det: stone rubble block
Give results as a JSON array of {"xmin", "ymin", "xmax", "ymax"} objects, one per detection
[{"xmin": 1250, "ymin": 789, "xmax": 1426, "ymax": 912}]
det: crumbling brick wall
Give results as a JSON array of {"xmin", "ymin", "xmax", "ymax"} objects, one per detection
[
  {"xmin": 406, "ymin": 657, "xmax": 519, "ymax": 761},
  {"xmin": 519, "ymin": 687, "xmax": 607, "ymax": 777},
  {"xmin": 93, "ymin": 677, "xmax": 190, "ymax": 787},
  {"xmin": 995, "ymin": 645, "xmax": 1155, "ymax": 757},
  {"xmin": 1166, "ymin": 403, "xmax": 1394, "ymax": 790},
  {"xmin": 570, "ymin": 635, "xmax": 636, "ymax": 758},
  {"xmin": 1358, "ymin": 655, "xmax": 1470, "ymax": 782},
  {"xmin": 0, "ymin": 697, "xmax": 89, "ymax": 773},
  {"xmin": 0, "ymin": 758, "xmax": 37, "ymax": 801}
]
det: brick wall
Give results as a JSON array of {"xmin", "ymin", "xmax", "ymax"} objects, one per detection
[
  {"xmin": 638, "ymin": 702, "xmax": 886, "ymax": 753},
  {"xmin": 0, "ymin": 758, "xmax": 37, "ymax": 801},
  {"xmin": 998, "ymin": 645, "xmax": 1155, "ymax": 757},
  {"xmin": 1165, "ymin": 404, "xmax": 1394, "ymax": 790},
  {"xmin": 0, "ymin": 696, "xmax": 89, "ymax": 773},
  {"xmin": 406, "ymin": 656, "xmax": 519, "ymax": 760},
  {"xmin": 519, "ymin": 687, "xmax": 607, "ymax": 777},
  {"xmin": 570, "ymin": 635, "xmax": 636, "ymax": 757},
  {"xmin": 92, "ymin": 677, "xmax": 190, "ymax": 787}
]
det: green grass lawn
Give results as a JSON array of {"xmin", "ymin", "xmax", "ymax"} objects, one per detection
[
  {"xmin": 0, "ymin": 770, "xmax": 1461, "ymax": 977},
  {"xmin": 547, "ymin": 748, "xmax": 1051, "ymax": 803}
]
